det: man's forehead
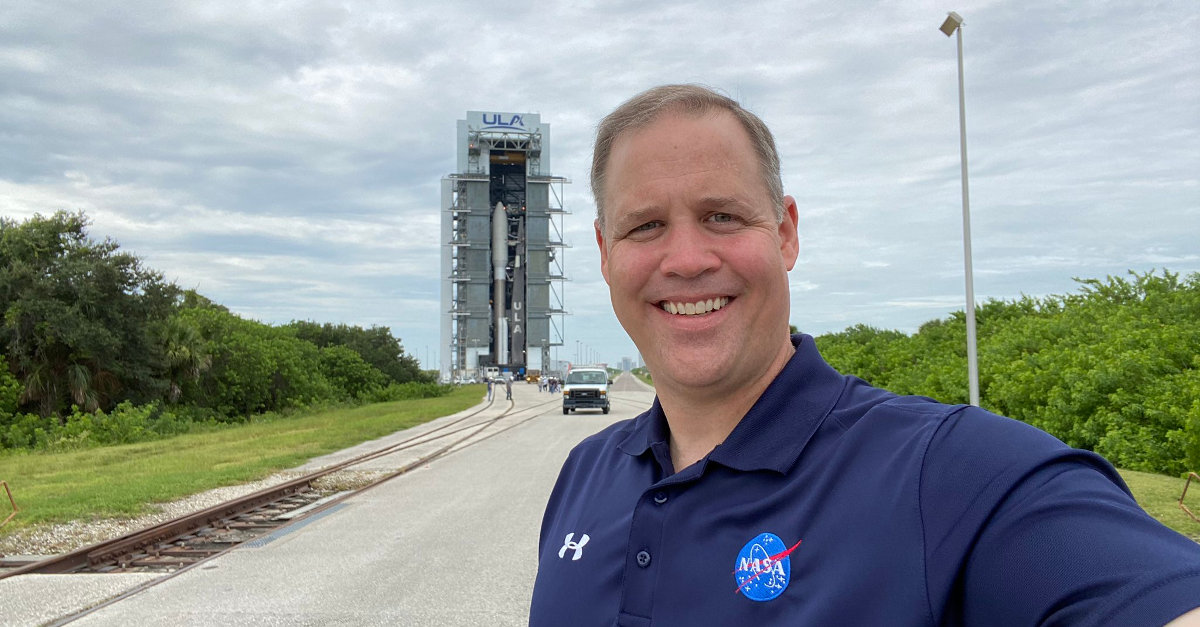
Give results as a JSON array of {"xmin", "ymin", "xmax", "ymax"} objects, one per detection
[
  {"xmin": 612, "ymin": 108, "xmax": 743, "ymax": 152},
  {"xmin": 608, "ymin": 112, "xmax": 749, "ymax": 180},
  {"xmin": 606, "ymin": 112, "xmax": 756, "ymax": 189}
]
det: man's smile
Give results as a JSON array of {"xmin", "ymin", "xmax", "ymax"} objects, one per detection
[{"xmin": 658, "ymin": 296, "xmax": 732, "ymax": 316}]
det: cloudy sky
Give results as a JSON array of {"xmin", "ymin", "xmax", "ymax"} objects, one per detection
[{"xmin": 3, "ymin": 1, "xmax": 1197, "ymax": 371}]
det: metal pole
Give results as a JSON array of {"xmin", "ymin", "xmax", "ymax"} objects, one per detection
[{"xmin": 956, "ymin": 25, "xmax": 980, "ymax": 406}]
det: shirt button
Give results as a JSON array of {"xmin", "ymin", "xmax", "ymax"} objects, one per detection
[
  {"xmin": 653, "ymin": 492, "xmax": 668, "ymax": 505},
  {"xmin": 636, "ymin": 550, "xmax": 651, "ymax": 568}
]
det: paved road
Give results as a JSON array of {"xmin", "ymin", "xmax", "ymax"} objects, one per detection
[{"xmin": 13, "ymin": 373, "xmax": 654, "ymax": 626}]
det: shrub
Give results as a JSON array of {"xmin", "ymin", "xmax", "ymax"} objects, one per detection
[
  {"xmin": 0, "ymin": 401, "xmax": 193, "ymax": 451},
  {"xmin": 364, "ymin": 382, "xmax": 454, "ymax": 403},
  {"xmin": 319, "ymin": 345, "xmax": 388, "ymax": 401},
  {"xmin": 816, "ymin": 270, "xmax": 1200, "ymax": 476}
]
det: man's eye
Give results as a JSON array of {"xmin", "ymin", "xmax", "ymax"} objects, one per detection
[
  {"xmin": 708, "ymin": 213, "xmax": 735, "ymax": 223},
  {"xmin": 631, "ymin": 221, "xmax": 661, "ymax": 233}
]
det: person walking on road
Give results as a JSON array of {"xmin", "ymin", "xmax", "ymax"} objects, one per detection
[
  {"xmin": 485, "ymin": 377, "xmax": 493, "ymax": 402},
  {"xmin": 530, "ymin": 84, "xmax": 1200, "ymax": 626},
  {"xmin": 505, "ymin": 375, "xmax": 513, "ymax": 401}
]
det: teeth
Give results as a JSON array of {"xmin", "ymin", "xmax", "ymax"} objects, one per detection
[{"xmin": 660, "ymin": 296, "xmax": 730, "ymax": 316}]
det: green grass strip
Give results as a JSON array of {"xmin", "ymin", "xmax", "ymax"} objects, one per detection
[
  {"xmin": 2, "ymin": 385, "xmax": 1198, "ymax": 545},
  {"xmin": 1120, "ymin": 468, "xmax": 1200, "ymax": 541},
  {"xmin": 0, "ymin": 385, "xmax": 484, "ymax": 535}
]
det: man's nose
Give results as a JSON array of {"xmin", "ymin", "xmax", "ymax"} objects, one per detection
[{"xmin": 658, "ymin": 222, "xmax": 721, "ymax": 278}]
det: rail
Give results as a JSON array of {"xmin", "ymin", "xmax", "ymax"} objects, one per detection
[{"xmin": 0, "ymin": 395, "xmax": 562, "ymax": 579}]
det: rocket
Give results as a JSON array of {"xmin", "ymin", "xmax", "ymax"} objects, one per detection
[{"xmin": 492, "ymin": 202, "xmax": 508, "ymax": 364}]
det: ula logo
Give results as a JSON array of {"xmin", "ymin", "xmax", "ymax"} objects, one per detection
[{"xmin": 482, "ymin": 113, "xmax": 526, "ymax": 129}]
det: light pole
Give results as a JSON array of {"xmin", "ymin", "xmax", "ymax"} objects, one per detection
[{"xmin": 940, "ymin": 11, "xmax": 980, "ymax": 406}]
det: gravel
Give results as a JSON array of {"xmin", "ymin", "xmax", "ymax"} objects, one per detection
[{"xmin": 0, "ymin": 469, "xmax": 389, "ymax": 557}]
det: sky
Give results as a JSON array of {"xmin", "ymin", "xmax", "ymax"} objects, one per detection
[{"xmin": 2, "ymin": 1, "xmax": 1197, "ymax": 372}]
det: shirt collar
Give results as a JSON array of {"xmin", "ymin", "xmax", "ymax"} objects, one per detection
[
  {"xmin": 616, "ymin": 396, "xmax": 668, "ymax": 458},
  {"xmin": 616, "ymin": 334, "xmax": 846, "ymax": 475}
]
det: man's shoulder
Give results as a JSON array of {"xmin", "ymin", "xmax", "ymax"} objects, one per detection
[
  {"xmin": 829, "ymin": 383, "xmax": 1092, "ymax": 488},
  {"xmin": 836, "ymin": 381, "xmax": 1066, "ymax": 451},
  {"xmin": 830, "ymin": 379, "xmax": 965, "ymax": 436}
]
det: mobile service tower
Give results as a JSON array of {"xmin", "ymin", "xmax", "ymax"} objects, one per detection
[{"xmin": 439, "ymin": 111, "xmax": 568, "ymax": 383}]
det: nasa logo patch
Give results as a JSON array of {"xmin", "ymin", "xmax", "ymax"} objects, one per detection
[{"xmin": 733, "ymin": 532, "xmax": 801, "ymax": 602}]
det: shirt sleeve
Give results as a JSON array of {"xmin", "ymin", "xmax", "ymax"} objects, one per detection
[{"xmin": 920, "ymin": 406, "xmax": 1200, "ymax": 626}]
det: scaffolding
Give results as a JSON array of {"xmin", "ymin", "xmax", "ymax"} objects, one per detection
[{"xmin": 440, "ymin": 112, "xmax": 568, "ymax": 382}]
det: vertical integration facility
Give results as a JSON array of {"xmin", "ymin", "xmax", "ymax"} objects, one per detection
[{"xmin": 440, "ymin": 111, "xmax": 568, "ymax": 382}]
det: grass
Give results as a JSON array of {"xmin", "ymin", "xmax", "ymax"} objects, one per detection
[
  {"xmin": 1120, "ymin": 468, "xmax": 1200, "ymax": 541},
  {"xmin": 2, "ymin": 385, "xmax": 1198, "ymax": 546},
  {"xmin": 0, "ymin": 385, "xmax": 484, "ymax": 536}
]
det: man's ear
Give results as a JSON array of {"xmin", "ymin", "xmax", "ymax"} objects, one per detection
[
  {"xmin": 779, "ymin": 196, "xmax": 800, "ymax": 271},
  {"xmin": 595, "ymin": 219, "xmax": 611, "ymax": 285}
]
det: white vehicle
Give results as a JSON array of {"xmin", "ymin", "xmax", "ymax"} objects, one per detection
[{"xmin": 562, "ymin": 367, "xmax": 611, "ymax": 415}]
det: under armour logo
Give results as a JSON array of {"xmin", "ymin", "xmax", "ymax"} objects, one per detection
[{"xmin": 558, "ymin": 532, "xmax": 590, "ymax": 560}]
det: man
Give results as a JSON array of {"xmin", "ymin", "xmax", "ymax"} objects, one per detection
[
  {"xmin": 505, "ymin": 374, "xmax": 513, "ymax": 401},
  {"xmin": 530, "ymin": 85, "xmax": 1200, "ymax": 626}
]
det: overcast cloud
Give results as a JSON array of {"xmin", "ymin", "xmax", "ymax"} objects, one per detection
[{"xmin": 2, "ymin": 0, "xmax": 1197, "ymax": 369}]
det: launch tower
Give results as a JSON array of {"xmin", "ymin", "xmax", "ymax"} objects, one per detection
[{"xmin": 440, "ymin": 111, "xmax": 568, "ymax": 382}]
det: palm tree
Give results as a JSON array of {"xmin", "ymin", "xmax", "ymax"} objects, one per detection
[{"xmin": 159, "ymin": 316, "xmax": 211, "ymax": 404}]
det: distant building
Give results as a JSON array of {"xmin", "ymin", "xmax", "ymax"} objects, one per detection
[
  {"xmin": 440, "ymin": 112, "xmax": 568, "ymax": 382},
  {"xmin": 621, "ymin": 357, "xmax": 632, "ymax": 372}
]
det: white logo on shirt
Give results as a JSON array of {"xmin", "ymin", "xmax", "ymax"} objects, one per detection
[{"xmin": 558, "ymin": 533, "xmax": 590, "ymax": 560}]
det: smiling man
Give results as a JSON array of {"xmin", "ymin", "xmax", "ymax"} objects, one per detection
[
  {"xmin": 529, "ymin": 85, "xmax": 1200, "ymax": 626},
  {"xmin": 596, "ymin": 100, "xmax": 799, "ymax": 474}
]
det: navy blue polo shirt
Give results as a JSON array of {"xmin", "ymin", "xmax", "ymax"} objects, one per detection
[{"xmin": 530, "ymin": 335, "xmax": 1200, "ymax": 626}]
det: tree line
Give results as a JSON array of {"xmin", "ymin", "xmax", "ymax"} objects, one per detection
[
  {"xmin": 814, "ymin": 270, "xmax": 1200, "ymax": 476},
  {"xmin": 5, "ymin": 212, "xmax": 1197, "ymax": 475},
  {"xmin": 0, "ymin": 211, "xmax": 442, "ymax": 450}
]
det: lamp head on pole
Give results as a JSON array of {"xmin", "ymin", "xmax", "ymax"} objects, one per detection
[{"xmin": 939, "ymin": 11, "xmax": 964, "ymax": 37}]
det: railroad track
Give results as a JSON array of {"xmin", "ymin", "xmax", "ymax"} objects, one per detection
[{"xmin": 0, "ymin": 394, "xmax": 564, "ymax": 579}]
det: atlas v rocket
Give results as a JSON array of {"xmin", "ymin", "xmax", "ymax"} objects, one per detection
[
  {"xmin": 492, "ymin": 201, "xmax": 509, "ymax": 364},
  {"xmin": 491, "ymin": 200, "xmax": 526, "ymax": 366}
]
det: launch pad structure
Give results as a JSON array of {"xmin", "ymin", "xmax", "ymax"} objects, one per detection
[{"xmin": 439, "ymin": 111, "xmax": 568, "ymax": 382}]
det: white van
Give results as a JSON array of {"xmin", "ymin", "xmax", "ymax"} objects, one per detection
[{"xmin": 562, "ymin": 368, "xmax": 611, "ymax": 415}]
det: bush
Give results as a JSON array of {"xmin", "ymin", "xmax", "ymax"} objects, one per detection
[
  {"xmin": 178, "ymin": 307, "xmax": 336, "ymax": 417},
  {"xmin": 0, "ymin": 401, "xmax": 196, "ymax": 451},
  {"xmin": 364, "ymin": 382, "xmax": 454, "ymax": 403},
  {"xmin": 319, "ymin": 345, "xmax": 389, "ymax": 401},
  {"xmin": 0, "ymin": 355, "xmax": 20, "ymax": 419},
  {"xmin": 1, "ymin": 412, "xmax": 50, "ymax": 449},
  {"xmin": 816, "ymin": 270, "xmax": 1200, "ymax": 476}
]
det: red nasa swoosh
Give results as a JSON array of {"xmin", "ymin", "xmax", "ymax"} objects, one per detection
[{"xmin": 733, "ymin": 538, "xmax": 803, "ymax": 594}]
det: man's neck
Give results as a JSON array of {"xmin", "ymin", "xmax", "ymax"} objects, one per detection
[
  {"xmin": 655, "ymin": 340, "xmax": 796, "ymax": 473},
  {"xmin": 661, "ymin": 390, "xmax": 757, "ymax": 472}
]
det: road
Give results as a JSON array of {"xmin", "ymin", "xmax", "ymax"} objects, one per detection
[{"xmin": 16, "ymin": 373, "xmax": 654, "ymax": 626}]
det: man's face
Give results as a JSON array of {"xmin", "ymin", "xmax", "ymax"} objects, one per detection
[{"xmin": 595, "ymin": 110, "xmax": 799, "ymax": 393}]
